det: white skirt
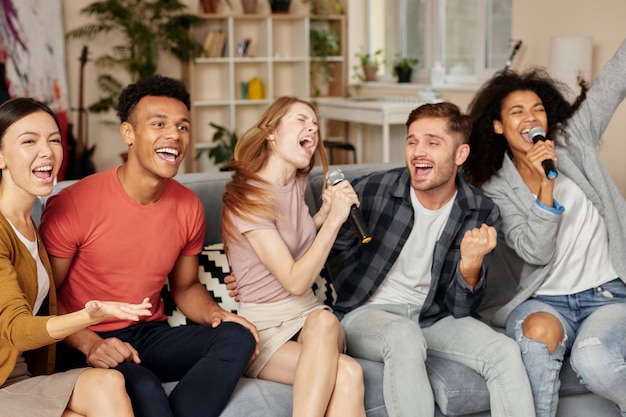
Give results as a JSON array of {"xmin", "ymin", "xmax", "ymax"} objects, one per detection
[{"xmin": 239, "ymin": 289, "xmax": 330, "ymax": 377}]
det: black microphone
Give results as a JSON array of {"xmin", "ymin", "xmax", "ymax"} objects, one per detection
[
  {"xmin": 326, "ymin": 168, "xmax": 372, "ymax": 245},
  {"xmin": 528, "ymin": 126, "xmax": 558, "ymax": 180}
]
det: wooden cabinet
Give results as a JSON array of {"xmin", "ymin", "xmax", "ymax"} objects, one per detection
[{"xmin": 186, "ymin": 8, "xmax": 347, "ymax": 172}]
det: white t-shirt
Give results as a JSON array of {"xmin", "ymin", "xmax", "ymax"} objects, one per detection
[
  {"xmin": 367, "ymin": 190, "xmax": 456, "ymax": 307},
  {"xmin": 535, "ymin": 174, "xmax": 617, "ymax": 295}
]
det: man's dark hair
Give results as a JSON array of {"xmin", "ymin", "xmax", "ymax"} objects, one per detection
[{"xmin": 116, "ymin": 75, "xmax": 190, "ymax": 123}]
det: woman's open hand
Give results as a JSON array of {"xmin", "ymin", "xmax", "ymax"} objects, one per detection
[{"xmin": 84, "ymin": 298, "xmax": 153, "ymax": 323}]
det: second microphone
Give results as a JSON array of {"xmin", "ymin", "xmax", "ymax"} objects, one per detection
[
  {"xmin": 326, "ymin": 168, "xmax": 372, "ymax": 245},
  {"xmin": 529, "ymin": 126, "xmax": 558, "ymax": 180}
]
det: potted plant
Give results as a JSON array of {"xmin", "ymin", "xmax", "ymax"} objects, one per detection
[
  {"xmin": 200, "ymin": 0, "xmax": 232, "ymax": 13},
  {"xmin": 240, "ymin": 0, "xmax": 257, "ymax": 14},
  {"xmin": 310, "ymin": 26, "xmax": 340, "ymax": 96},
  {"xmin": 196, "ymin": 122, "xmax": 238, "ymax": 171},
  {"xmin": 393, "ymin": 55, "xmax": 418, "ymax": 83},
  {"xmin": 353, "ymin": 46, "xmax": 384, "ymax": 84},
  {"xmin": 302, "ymin": 0, "xmax": 343, "ymax": 15},
  {"xmin": 66, "ymin": 0, "xmax": 206, "ymax": 113},
  {"xmin": 269, "ymin": 0, "xmax": 292, "ymax": 13}
]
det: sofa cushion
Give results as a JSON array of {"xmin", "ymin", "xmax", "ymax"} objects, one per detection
[
  {"xmin": 161, "ymin": 243, "xmax": 236, "ymax": 326},
  {"xmin": 174, "ymin": 172, "xmax": 234, "ymax": 245},
  {"xmin": 426, "ymin": 357, "xmax": 490, "ymax": 416},
  {"xmin": 198, "ymin": 243, "xmax": 240, "ymax": 314}
]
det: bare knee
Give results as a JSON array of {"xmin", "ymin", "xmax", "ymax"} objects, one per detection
[
  {"xmin": 301, "ymin": 310, "xmax": 341, "ymax": 341},
  {"xmin": 335, "ymin": 355, "xmax": 365, "ymax": 395},
  {"xmin": 83, "ymin": 368, "xmax": 127, "ymax": 396},
  {"xmin": 522, "ymin": 312, "xmax": 564, "ymax": 353},
  {"xmin": 96, "ymin": 368, "xmax": 125, "ymax": 388},
  {"xmin": 70, "ymin": 369, "xmax": 131, "ymax": 416}
]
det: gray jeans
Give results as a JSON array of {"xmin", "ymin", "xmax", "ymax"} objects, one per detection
[{"xmin": 341, "ymin": 304, "xmax": 535, "ymax": 417}]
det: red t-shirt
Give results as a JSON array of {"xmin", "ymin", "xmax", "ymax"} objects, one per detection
[{"xmin": 40, "ymin": 168, "xmax": 205, "ymax": 332}]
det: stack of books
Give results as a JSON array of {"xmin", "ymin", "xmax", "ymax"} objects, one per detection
[{"xmin": 202, "ymin": 31, "xmax": 227, "ymax": 58}]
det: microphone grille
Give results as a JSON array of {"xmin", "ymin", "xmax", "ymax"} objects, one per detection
[
  {"xmin": 326, "ymin": 168, "xmax": 345, "ymax": 185},
  {"xmin": 529, "ymin": 126, "xmax": 545, "ymax": 140}
]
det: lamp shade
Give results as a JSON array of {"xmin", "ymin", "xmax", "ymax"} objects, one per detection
[{"xmin": 549, "ymin": 36, "xmax": 592, "ymax": 100}]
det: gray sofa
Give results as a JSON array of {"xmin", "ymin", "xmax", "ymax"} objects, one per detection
[{"xmin": 37, "ymin": 162, "xmax": 621, "ymax": 417}]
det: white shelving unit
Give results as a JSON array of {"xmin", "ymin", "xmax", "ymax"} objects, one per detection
[{"xmin": 186, "ymin": 9, "xmax": 346, "ymax": 172}]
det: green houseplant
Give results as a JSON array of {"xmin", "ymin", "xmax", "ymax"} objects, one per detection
[
  {"xmin": 352, "ymin": 46, "xmax": 384, "ymax": 85},
  {"xmin": 393, "ymin": 55, "xmax": 418, "ymax": 83},
  {"xmin": 66, "ymin": 0, "xmax": 206, "ymax": 113},
  {"xmin": 196, "ymin": 122, "xmax": 238, "ymax": 171},
  {"xmin": 310, "ymin": 26, "xmax": 340, "ymax": 96}
]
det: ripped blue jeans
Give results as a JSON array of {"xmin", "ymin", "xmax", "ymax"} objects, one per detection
[{"xmin": 506, "ymin": 278, "xmax": 626, "ymax": 417}]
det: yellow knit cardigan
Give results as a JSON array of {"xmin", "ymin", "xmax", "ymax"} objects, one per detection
[{"xmin": 0, "ymin": 215, "xmax": 57, "ymax": 386}]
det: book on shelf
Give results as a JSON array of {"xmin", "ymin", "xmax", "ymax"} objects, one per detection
[
  {"xmin": 202, "ymin": 30, "xmax": 226, "ymax": 58},
  {"xmin": 202, "ymin": 31, "xmax": 217, "ymax": 57},
  {"xmin": 213, "ymin": 31, "xmax": 226, "ymax": 58}
]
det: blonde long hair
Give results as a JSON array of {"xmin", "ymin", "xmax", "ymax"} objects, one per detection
[{"xmin": 221, "ymin": 96, "xmax": 329, "ymax": 244}]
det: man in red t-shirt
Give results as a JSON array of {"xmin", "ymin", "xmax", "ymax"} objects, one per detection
[{"xmin": 40, "ymin": 75, "xmax": 258, "ymax": 417}]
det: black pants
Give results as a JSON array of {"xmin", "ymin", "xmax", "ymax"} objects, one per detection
[{"xmin": 56, "ymin": 321, "xmax": 255, "ymax": 417}]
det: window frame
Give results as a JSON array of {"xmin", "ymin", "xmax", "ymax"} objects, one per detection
[{"xmin": 365, "ymin": 0, "xmax": 512, "ymax": 86}]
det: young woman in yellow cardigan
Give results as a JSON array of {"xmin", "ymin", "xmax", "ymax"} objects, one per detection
[{"xmin": 0, "ymin": 97, "xmax": 152, "ymax": 417}]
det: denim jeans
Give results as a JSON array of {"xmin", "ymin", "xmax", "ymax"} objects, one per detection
[
  {"xmin": 56, "ymin": 321, "xmax": 256, "ymax": 417},
  {"xmin": 341, "ymin": 304, "xmax": 535, "ymax": 417},
  {"xmin": 506, "ymin": 278, "xmax": 626, "ymax": 417}
]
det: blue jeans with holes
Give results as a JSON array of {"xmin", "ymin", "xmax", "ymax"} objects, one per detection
[
  {"xmin": 506, "ymin": 278, "xmax": 626, "ymax": 417},
  {"xmin": 56, "ymin": 321, "xmax": 255, "ymax": 417},
  {"xmin": 341, "ymin": 304, "xmax": 535, "ymax": 417}
]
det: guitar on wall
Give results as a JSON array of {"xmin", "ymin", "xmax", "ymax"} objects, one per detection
[
  {"xmin": 504, "ymin": 39, "xmax": 523, "ymax": 70},
  {"xmin": 65, "ymin": 45, "xmax": 96, "ymax": 180}
]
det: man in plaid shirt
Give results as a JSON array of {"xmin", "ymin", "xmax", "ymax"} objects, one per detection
[{"xmin": 328, "ymin": 102, "xmax": 535, "ymax": 417}]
